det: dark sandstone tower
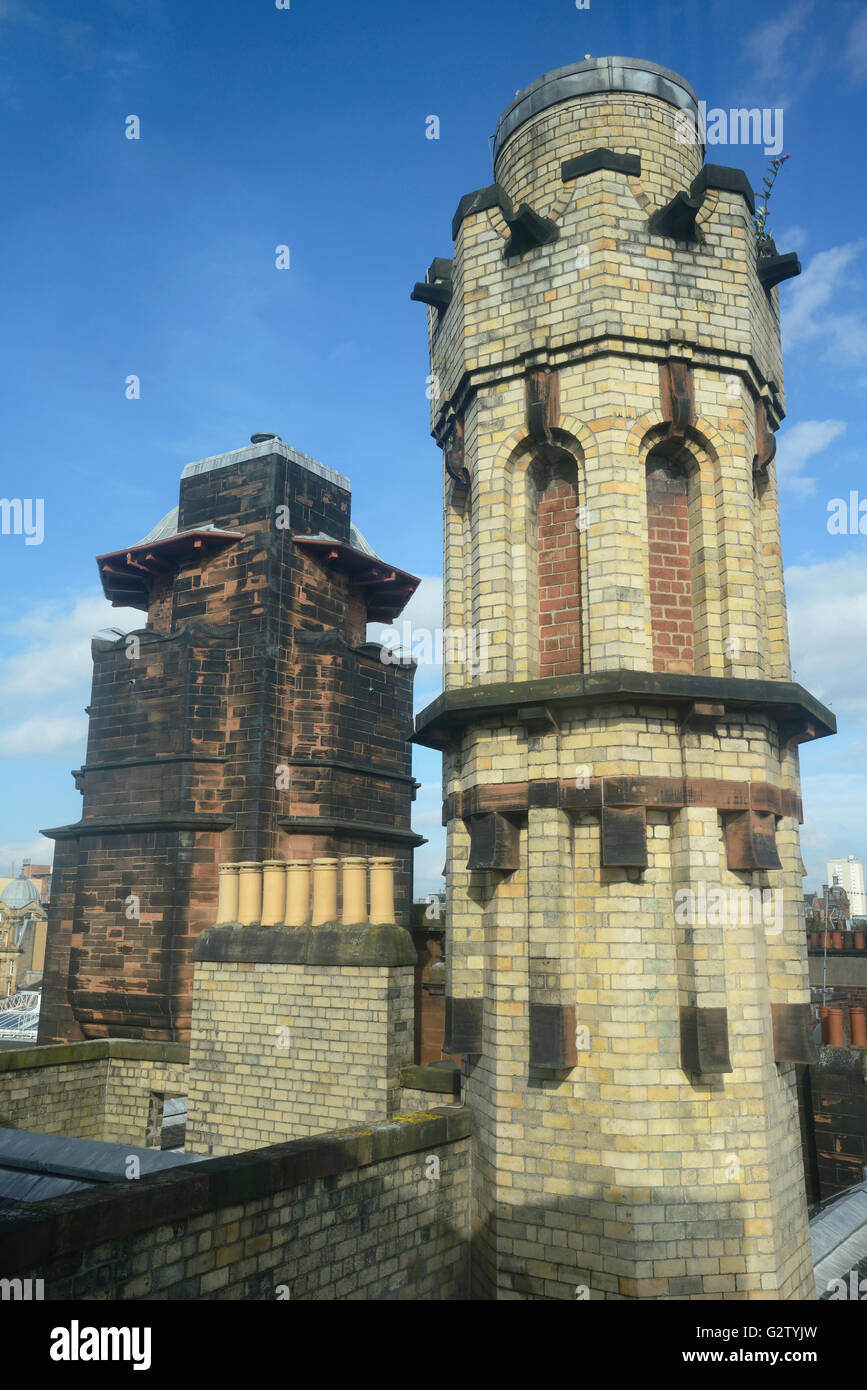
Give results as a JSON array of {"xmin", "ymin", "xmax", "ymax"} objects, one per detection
[
  {"xmin": 39, "ymin": 436, "xmax": 422, "ymax": 1044},
  {"xmin": 411, "ymin": 58, "xmax": 833, "ymax": 1299}
]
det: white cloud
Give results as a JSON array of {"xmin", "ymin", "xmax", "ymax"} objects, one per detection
[
  {"xmin": 775, "ymin": 418, "xmax": 846, "ymax": 496},
  {"xmin": 798, "ymin": 771, "xmax": 867, "ymax": 892},
  {"xmin": 743, "ymin": 0, "xmax": 814, "ymax": 86},
  {"xmin": 0, "ymin": 592, "xmax": 141, "ymax": 758},
  {"xmin": 0, "ymin": 835, "xmax": 53, "ymax": 876},
  {"xmin": 844, "ymin": 9, "xmax": 867, "ymax": 81},
  {"xmin": 0, "ymin": 716, "xmax": 87, "ymax": 757},
  {"xmin": 777, "ymin": 224, "xmax": 807, "ymax": 250},
  {"xmin": 786, "ymin": 552, "xmax": 867, "ymax": 718},
  {"xmin": 783, "ymin": 241, "xmax": 867, "ymax": 363}
]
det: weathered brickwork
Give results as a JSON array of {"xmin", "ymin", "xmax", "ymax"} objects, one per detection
[
  {"xmin": 4, "ymin": 1110, "xmax": 471, "ymax": 1301},
  {"xmin": 538, "ymin": 473, "xmax": 582, "ymax": 677},
  {"xmin": 40, "ymin": 441, "xmax": 420, "ymax": 1045},
  {"xmin": 0, "ymin": 1041, "xmax": 187, "ymax": 1146},
  {"xmin": 413, "ymin": 58, "xmax": 827, "ymax": 1299},
  {"xmin": 186, "ymin": 961, "xmax": 415, "ymax": 1155},
  {"xmin": 646, "ymin": 456, "xmax": 694, "ymax": 673}
]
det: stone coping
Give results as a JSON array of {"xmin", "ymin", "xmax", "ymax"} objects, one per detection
[
  {"xmin": 400, "ymin": 1063, "xmax": 461, "ymax": 1095},
  {"xmin": 412, "ymin": 669, "xmax": 836, "ymax": 749},
  {"xmin": 0, "ymin": 1039, "xmax": 189, "ymax": 1073},
  {"xmin": 0, "ymin": 1108, "xmax": 472, "ymax": 1272},
  {"xmin": 493, "ymin": 56, "xmax": 701, "ymax": 165},
  {"xmin": 193, "ymin": 922, "xmax": 417, "ymax": 967}
]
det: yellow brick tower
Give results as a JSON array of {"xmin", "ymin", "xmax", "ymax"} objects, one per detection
[{"xmin": 412, "ymin": 57, "xmax": 833, "ymax": 1300}]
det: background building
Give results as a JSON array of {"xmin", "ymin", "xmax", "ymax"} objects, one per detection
[
  {"xmin": 827, "ymin": 856, "xmax": 867, "ymax": 919},
  {"xmin": 38, "ymin": 434, "xmax": 423, "ymax": 1045}
]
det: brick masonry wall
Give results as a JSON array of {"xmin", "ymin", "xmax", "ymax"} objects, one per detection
[
  {"xmin": 5, "ymin": 1110, "xmax": 471, "ymax": 1301},
  {"xmin": 186, "ymin": 962, "xmax": 415, "ymax": 1155},
  {"xmin": 538, "ymin": 476, "xmax": 582, "ymax": 677},
  {"xmin": 0, "ymin": 1056, "xmax": 107, "ymax": 1140},
  {"xmin": 0, "ymin": 1042, "xmax": 188, "ymax": 1146},
  {"xmin": 418, "ymin": 65, "xmax": 816, "ymax": 1298},
  {"xmin": 646, "ymin": 457, "xmax": 694, "ymax": 674}
]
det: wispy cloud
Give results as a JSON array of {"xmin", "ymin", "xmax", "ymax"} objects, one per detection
[
  {"xmin": 775, "ymin": 418, "xmax": 846, "ymax": 496},
  {"xmin": 843, "ymin": 8, "xmax": 867, "ymax": 82},
  {"xmin": 740, "ymin": 0, "xmax": 821, "ymax": 106},
  {"xmin": 783, "ymin": 241, "xmax": 867, "ymax": 364},
  {"xmin": 0, "ymin": 592, "xmax": 140, "ymax": 758},
  {"xmin": 787, "ymin": 552, "xmax": 867, "ymax": 718}
]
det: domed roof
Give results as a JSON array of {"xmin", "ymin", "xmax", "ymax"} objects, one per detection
[{"xmin": 0, "ymin": 875, "xmax": 41, "ymax": 910}]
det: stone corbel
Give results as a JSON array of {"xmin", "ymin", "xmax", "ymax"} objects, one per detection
[
  {"xmin": 659, "ymin": 359, "xmax": 696, "ymax": 439},
  {"xmin": 752, "ymin": 397, "xmax": 777, "ymax": 477},
  {"xmin": 444, "ymin": 996, "xmax": 483, "ymax": 1054},
  {"xmin": 724, "ymin": 809, "xmax": 782, "ymax": 871},
  {"xmin": 680, "ymin": 1005, "xmax": 733, "ymax": 1074},
  {"xmin": 529, "ymin": 1003, "xmax": 578, "ymax": 1070},
  {"xmin": 524, "ymin": 369, "xmax": 560, "ymax": 445},
  {"xmin": 410, "ymin": 257, "xmax": 454, "ymax": 313},
  {"xmin": 444, "ymin": 413, "xmax": 469, "ymax": 490},
  {"xmin": 465, "ymin": 811, "xmax": 521, "ymax": 872},
  {"xmin": 771, "ymin": 1003, "xmax": 818, "ymax": 1065},
  {"xmin": 649, "ymin": 190, "xmax": 704, "ymax": 241},
  {"xmin": 561, "ymin": 148, "xmax": 641, "ymax": 181},
  {"xmin": 600, "ymin": 804, "xmax": 648, "ymax": 868},
  {"xmin": 757, "ymin": 251, "xmax": 801, "ymax": 291},
  {"xmin": 503, "ymin": 203, "xmax": 559, "ymax": 258}
]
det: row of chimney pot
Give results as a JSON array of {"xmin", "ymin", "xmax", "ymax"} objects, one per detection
[
  {"xmin": 215, "ymin": 857, "xmax": 397, "ymax": 928},
  {"xmin": 818, "ymin": 1007, "xmax": 867, "ymax": 1048},
  {"xmin": 808, "ymin": 930, "xmax": 867, "ymax": 951}
]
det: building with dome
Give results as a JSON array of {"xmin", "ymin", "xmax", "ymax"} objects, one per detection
[{"xmin": 0, "ymin": 872, "xmax": 47, "ymax": 996}]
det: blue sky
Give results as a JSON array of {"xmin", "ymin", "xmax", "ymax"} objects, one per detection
[{"xmin": 1, "ymin": 0, "xmax": 866, "ymax": 896}]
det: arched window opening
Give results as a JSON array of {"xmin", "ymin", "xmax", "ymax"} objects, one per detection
[
  {"xmin": 531, "ymin": 449, "xmax": 582, "ymax": 678},
  {"xmin": 646, "ymin": 447, "xmax": 695, "ymax": 674}
]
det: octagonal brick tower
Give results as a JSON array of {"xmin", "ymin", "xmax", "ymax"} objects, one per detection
[{"xmin": 412, "ymin": 57, "xmax": 835, "ymax": 1300}]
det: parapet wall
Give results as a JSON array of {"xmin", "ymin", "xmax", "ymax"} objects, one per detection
[
  {"xmin": 3, "ymin": 1109, "xmax": 471, "ymax": 1301},
  {"xmin": 0, "ymin": 1040, "xmax": 188, "ymax": 1146}
]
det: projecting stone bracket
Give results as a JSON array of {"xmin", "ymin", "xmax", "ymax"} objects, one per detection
[
  {"xmin": 524, "ymin": 368, "xmax": 560, "ymax": 444},
  {"xmin": 659, "ymin": 359, "xmax": 696, "ymax": 438},
  {"xmin": 752, "ymin": 397, "xmax": 777, "ymax": 477},
  {"xmin": 529, "ymin": 1003, "xmax": 578, "ymax": 1070},
  {"xmin": 689, "ymin": 163, "xmax": 755, "ymax": 214},
  {"xmin": 724, "ymin": 808, "xmax": 782, "ymax": 871},
  {"xmin": 503, "ymin": 204, "xmax": 559, "ymax": 258},
  {"xmin": 465, "ymin": 811, "xmax": 521, "ymax": 872},
  {"xmin": 757, "ymin": 251, "xmax": 801, "ymax": 291},
  {"xmin": 771, "ymin": 1003, "xmax": 819, "ymax": 1065},
  {"xmin": 410, "ymin": 257, "xmax": 454, "ymax": 313},
  {"xmin": 648, "ymin": 190, "xmax": 705, "ymax": 242},
  {"xmin": 601, "ymin": 805, "xmax": 648, "ymax": 868},
  {"xmin": 560, "ymin": 147, "xmax": 641, "ymax": 181},
  {"xmin": 444, "ymin": 996, "xmax": 483, "ymax": 1054},
  {"xmin": 680, "ymin": 1005, "xmax": 733, "ymax": 1075},
  {"xmin": 451, "ymin": 182, "xmax": 513, "ymax": 240},
  {"xmin": 678, "ymin": 700, "xmax": 725, "ymax": 735},
  {"xmin": 516, "ymin": 701, "xmax": 560, "ymax": 735}
]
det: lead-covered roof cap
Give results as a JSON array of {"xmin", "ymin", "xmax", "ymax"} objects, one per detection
[{"xmin": 493, "ymin": 55, "xmax": 700, "ymax": 167}]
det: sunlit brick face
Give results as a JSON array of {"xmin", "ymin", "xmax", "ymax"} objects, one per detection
[
  {"xmin": 537, "ymin": 469, "xmax": 582, "ymax": 677},
  {"xmin": 646, "ymin": 453, "xmax": 694, "ymax": 674}
]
